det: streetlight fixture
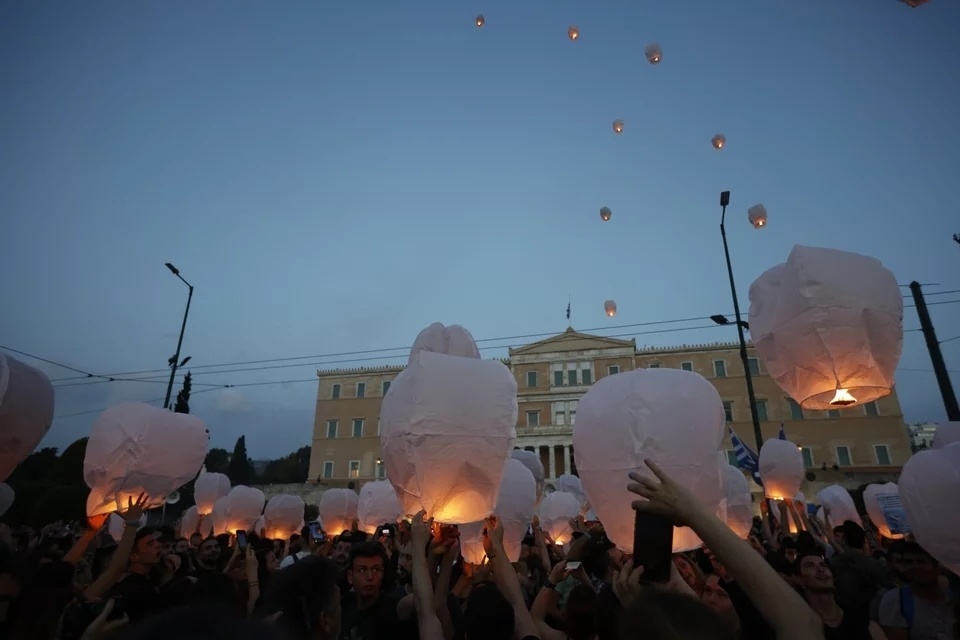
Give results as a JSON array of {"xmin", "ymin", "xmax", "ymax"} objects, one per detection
[
  {"xmin": 717, "ymin": 191, "xmax": 764, "ymax": 453},
  {"xmin": 162, "ymin": 263, "xmax": 194, "ymax": 410}
]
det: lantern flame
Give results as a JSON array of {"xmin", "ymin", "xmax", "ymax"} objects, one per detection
[
  {"xmin": 600, "ymin": 206, "xmax": 612, "ymax": 222},
  {"xmin": 475, "ymin": 15, "xmax": 484, "ymax": 27},
  {"xmin": 568, "ymin": 26, "xmax": 579, "ymax": 41},
  {"xmin": 712, "ymin": 134, "xmax": 726, "ymax": 149},
  {"xmin": 604, "ymin": 300, "xmax": 617, "ymax": 317},
  {"xmin": 829, "ymin": 388, "xmax": 857, "ymax": 407},
  {"xmin": 612, "ymin": 120, "xmax": 624, "ymax": 134},
  {"xmin": 644, "ymin": 43, "xmax": 662, "ymax": 65}
]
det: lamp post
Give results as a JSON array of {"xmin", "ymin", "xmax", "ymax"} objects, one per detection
[
  {"xmin": 717, "ymin": 191, "xmax": 765, "ymax": 453},
  {"xmin": 162, "ymin": 263, "xmax": 194, "ymax": 410}
]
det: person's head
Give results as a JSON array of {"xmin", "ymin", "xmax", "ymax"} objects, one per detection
[
  {"xmin": 840, "ymin": 521, "xmax": 866, "ymax": 551},
  {"xmin": 794, "ymin": 553, "xmax": 834, "ymax": 594},
  {"xmin": 887, "ymin": 539, "xmax": 909, "ymax": 579},
  {"xmin": 347, "ymin": 542, "xmax": 389, "ymax": 601},
  {"xmin": 197, "ymin": 536, "xmax": 222, "ymax": 567},
  {"xmin": 129, "ymin": 527, "xmax": 162, "ymax": 569},
  {"xmin": 463, "ymin": 582, "xmax": 514, "ymax": 640},
  {"xmin": 395, "ymin": 542, "xmax": 413, "ymax": 585},
  {"xmin": 331, "ymin": 536, "xmax": 353, "ymax": 570},
  {"xmin": 563, "ymin": 584, "xmax": 598, "ymax": 640},
  {"xmin": 617, "ymin": 586, "xmax": 738, "ymax": 640},
  {"xmin": 189, "ymin": 532, "xmax": 204, "ymax": 549},
  {"xmin": 701, "ymin": 575, "xmax": 740, "ymax": 636},
  {"xmin": 673, "ymin": 554, "xmax": 705, "ymax": 596},
  {"xmin": 779, "ymin": 537, "xmax": 797, "ymax": 563},
  {"xmin": 254, "ymin": 556, "xmax": 341, "ymax": 640},
  {"xmin": 897, "ymin": 541, "xmax": 940, "ymax": 586},
  {"xmin": 175, "ymin": 537, "xmax": 191, "ymax": 554}
]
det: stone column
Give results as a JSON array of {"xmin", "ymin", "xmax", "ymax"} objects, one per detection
[
  {"xmin": 563, "ymin": 446, "xmax": 572, "ymax": 476},
  {"xmin": 548, "ymin": 445, "xmax": 557, "ymax": 480}
]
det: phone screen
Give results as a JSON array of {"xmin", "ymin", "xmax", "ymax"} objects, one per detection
[
  {"xmin": 565, "ymin": 561, "xmax": 582, "ymax": 571},
  {"xmin": 236, "ymin": 530, "xmax": 248, "ymax": 551},
  {"xmin": 381, "ymin": 528, "xmax": 391, "ymax": 536},
  {"xmin": 633, "ymin": 510, "xmax": 673, "ymax": 582},
  {"xmin": 308, "ymin": 522, "xmax": 324, "ymax": 542}
]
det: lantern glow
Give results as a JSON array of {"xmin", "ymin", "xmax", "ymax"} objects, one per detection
[
  {"xmin": 758, "ymin": 438, "xmax": 805, "ymax": 500},
  {"xmin": 194, "ymin": 467, "xmax": 231, "ymax": 516},
  {"xmin": 600, "ymin": 206, "xmax": 612, "ymax": 222},
  {"xmin": 644, "ymin": 43, "xmax": 662, "ymax": 64},
  {"xmin": 712, "ymin": 134, "xmax": 726, "ymax": 149},
  {"xmin": 223, "ymin": 485, "xmax": 266, "ymax": 533},
  {"xmin": 538, "ymin": 491, "xmax": 581, "ymax": 545},
  {"xmin": 829, "ymin": 388, "xmax": 856, "ymax": 407},
  {"xmin": 603, "ymin": 300, "xmax": 617, "ymax": 317},
  {"xmin": 863, "ymin": 483, "xmax": 906, "ymax": 539},
  {"xmin": 318, "ymin": 488, "xmax": 358, "ymax": 535},
  {"xmin": 263, "ymin": 495, "xmax": 306, "ymax": 540},
  {"xmin": 358, "ymin": 480, "xmax": 403, "ymax": 534},
  {"xmin": 816, "ymin": 485, "xmax": 861, "ymax": 526},
  {"xmin": 612, "ymin": 119, "xmax": 624, "ymax": 134},
  {"xmin": 0, "ymin": 353, "xmax": 55, "ymax": 482},
  {"xmin": 721, "ymin": 464, "xmax": 753, "ymax": 538},
  {"xmin": 568, "ymin": 26, "xmax": 579, "ymax": 41},
  {"xmin": 475, "ymin": 14, "xmax": 484, "ymax": 27},
  {"xmin": 747, "ymin": 204, "xmax": 767, "ymax": 229},
  {"xmin": 899, "ymin": 442, "xmax": 960, "ymax": 573}
]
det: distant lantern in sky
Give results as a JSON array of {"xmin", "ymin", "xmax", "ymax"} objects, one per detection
[
  {"xmin": 604, "ymin": 300, "xmax": 617, "ymax": 317},
  {"xmin": 612, "ymin": 119, "xmax": 624, "ymax": 134},
  {"xmin": 475, "ymin": 15, "xmax": 484, "ymax": 27},
  {"xmin": 600, "ymin": 206, "xmax": 612, "ymax": 221},
  {"xmin": 712, "ymin": 134, "xmax": 726, "ymax": 149},
  {"xmin": 645, "ymin": 43, "xmax": 662, "ymax": 64},
  {"xmin": 748, "ymin": 204, "xmax": 767, "ymax": 229},
  {"xmin": 568, "ymin": 26, "xmax": 580, "ymax": 41}
]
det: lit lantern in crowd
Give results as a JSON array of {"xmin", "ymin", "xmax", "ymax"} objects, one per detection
[
  {"xmin": 711, "ymin": 134, "xmax": 726, "ymax": 149},
  {"xmin": 211, "ymin": 496, "xmax": 230, "ymax": 535},
  {"xmin": 458, "ymin": 522, "xmax": 487, "ymax": 564},
  {"xmin": 899, "ymin": 443, "xmax": 960, "ymax": 573},
  {"xmin": 475, "ymin": 15, "xmax": 484, "ymax": 27},
  {"xmin": 358, "ymin": 481, "xmax": 403, "ymax": 534},
  {"xmin": 568, "ymin": 26, "xmax": 580, "ymax": 41},
  {"xmin": 83, "ymin": 402, "xmax": 209, "ymax": 516},
  {"xmin": 573, "ymin": 368, "xmax": 725, "ymax": 552},
  {"xmin": 554, "ymin": 474, "xmax": 588, "ymax": 513},
  {"xmin": 496, "ymin": 459, "xmax": 538, "ymax": 560},
  {"xmin": 539, "ymin": 491, "xmax": 581, "ymax": 545},
  {"xmin": 613, "ymin": 120, "xmax": 624, "ymax": 134},
  {"xmin": 408, "ymin": 322, "xmax": 481, "ymax": 365},
  {"xmin": 645, "ymin": 43, "xmax": 662, "ymax": 64},
  {"xmin": 816, "ymin": 485, "xmax": 861, "ymax": 526},
  {"xmin": 264, "ymin": 494, "xmax": 306, "ymax": 540},
  {"xmin": 180, "ymin": 505, "xmax": 205, "ymax": 538},
  {"xmin": 0, "ymin": 353, "xmax": 55, "ymax": 482},
  {"xmin": 603, "ymin": 300, "xmax": 617, "ymax": 317},
  {"xmin": 600, "ymin": 207, "xmax": 612, "ymax": 222},
  {"xmin": 194, "ymin": 467, "xmax": 231, "ymax": 516},
  {"xmin": 223, "ymin": 486, "xmax": 265, "ymax": 533},
  {"xmin": 748, "ymin": 245, "xmax": 903, "ymax": 410},
  {"xmin": 758, "ymin": 439, "xmax": 804, "ymax": 500},
  {"xmin": 318, "ymin": 488, "xmax": 358, "ymax": 535},
  {"xmin": 721, "ymin": 465, "xmax": 753, "ymax": 538},
  {"xmin": 934, "ymin": 422, "xmax": 960, "ymax": 449},
  {"xmin": 748, "ymin": 204, "xmax": 767, "ymax": 229},
  {"xmin": 511, "ymin": 450, "xmax": 545, "ymax": 502},
  {"xmin": 381, "ymin": 324, "xmax": 517, "ymax": 524},
  {"xmin": 0, "ymin": 484, "xmax": 13, "ymax": 518},
  {"xmin": 863, "ymin": 483, "xmax": 906, "ymax": 539}
]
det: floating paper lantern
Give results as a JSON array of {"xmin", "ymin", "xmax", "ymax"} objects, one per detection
[
  {"xmin": 264, "ymin": 495, "xmax": 306, "ymax": 540},
  {"xmin": 863, "ymin": 483, "xmax": 906, "ymax": 539},
  {"xmin": 194, "ymin": 467, "xmax": 231, "ymax": 516},
  {"xmin": 475, "ymin": 14, "xmax": 484, "ymax": 27},
  {"xmin": 748, "ymin": 245, "xmax": 903, "ymax": 410},
  {"xmin": 223, "ymin": 486, "xmax": 265, "ymax": 533},
  {"xmin": 83, "ymin": 402, "xmax": 209, "ymax": 516},
  {"xmin": 539, "ymin": 491, "xmax": 581, "ymax": 545},
  {"xmin": 318, "ymin": 488, "xmax": 358, "ymax": 535},
  {"xmin": 644, "ymin": 43, "xmax": 662, "ymax": 64},
  {"xmin": 497, "ymin": 459, "xmax": 538, "ymax": 560},
  {"xmin": 358, "ymin": 481, "xmax": 403, "ymax": 534},
  {"xmin": 758, "ymin": 439, "xmax": 804, "ymax": 500},
  {"xmin": 933, "ymin": 422, "xmax": 960, "ymax": 449},
  {"xmin": 511, "ymin": 450, "xmax": 545, "ymax": 501},
  {"xmin": 459, "ymin": 521, "xmax": 487, "ymax": 564},
  {"xmin": 721, "ymin": 465, "xmax": 753, "ymax": 538},
  {"xmin": 107, "ymin": 511, "xmax": 147, "ymax": 542},
  {"xmin": 211, "ymin": 496, "xmax": 231, "ymax": 535},
  {"xmin": 816, "ymin": 485, "xmax": 861, "ymax": 526},
  {"xmin": 554, "ymin": 474, "xmax": 587, "ymax": 511},
  {"xmin": 408, "ymin": 322, "xmax": 481, "ymax": 365},
  {"xmin": 603, "ymin": 300, "xmax": 617, "ymax": 317},
  {"xmin": 899, "ymin": 443, "xmax": 960, "ymax": 573},
  {"xmin": 0, "ymin": 353, "xmax": 55, "ymax": 482},
  {"xmin": 382, "ymin": 327, "xmax": 518, "ymax": 524},
  {"xmin": 180, "ymin": 505, "xmax": 202, "ymax": 538},
  {"xmin": 0, "ymin": 484, "xmax": 13, "ymax": 518},
  {"xmin": 568, "ymin": 26, "xmax": 580, "ymax": 41},
  {"xmin": 711, "ymin": 134, "xmax": 726, "ymax": 149},
  {"xmin": 573, "ymin": 368, "xmax": 725, "ymax": 552},
  {"xmin": 612, "ymin": 120, "xmax": 624, "ymax": 134},
  {"xmin": 748, "ymin": 205, "xmax": 767, "ymax": 229},
  {"xmin": 600, "ymin": 206, "xmax": 612, "ymax": 222}
]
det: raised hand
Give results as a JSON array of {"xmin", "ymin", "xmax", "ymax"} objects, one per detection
[
  {"xmin": 119, "ymin": 493, "xmax": 148, "ymax": 522},
  {"xmin": 627, "ymin": 459, "xmax": 702, "ymax": 526}
]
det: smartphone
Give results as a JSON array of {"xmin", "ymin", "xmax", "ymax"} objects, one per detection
[
  {"xmin": 236, "ymin": 530, "xmax": 248, "ymax": 551},
  {"xmin": 633, "ymin": 510, "xmax": 673, "ymax": 583},
  {"xmin": 381, "ymin": 528, "xmax": 392, "ymax": 537},
  {"xmin": 565, "ymin": 561, "xmax": 582, "ymax": 571},
  {"xmin": 307, "ymin": 522, "xmax": 325, "ymax": 542}
]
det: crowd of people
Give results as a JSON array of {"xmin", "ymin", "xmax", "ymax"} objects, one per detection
[{"xmin": 0, "ymin": 460, "xmax": 957, "ymax": 640}]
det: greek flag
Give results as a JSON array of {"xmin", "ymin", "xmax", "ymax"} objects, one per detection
[{"xmin": 728, "ymin": 426, "xmax": 764, "ymax": 487}]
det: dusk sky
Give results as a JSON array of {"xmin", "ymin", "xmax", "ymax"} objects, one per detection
[{"xmin": 2, "ymin": 0, "xmax": 958, "ymax": 460}]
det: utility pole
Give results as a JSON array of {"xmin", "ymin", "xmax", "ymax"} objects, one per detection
[{"xmin": 909, "ymin": 281, "xmax": 960, "ymax": 421}]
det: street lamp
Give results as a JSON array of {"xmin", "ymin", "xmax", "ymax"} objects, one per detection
[
  {"xmin": 162, "ymin": 263, "xmax": 194, "ymax": 410},
  {"xmin": 717, "ymin": 191, "xmax": 764, "ymax": 453}
]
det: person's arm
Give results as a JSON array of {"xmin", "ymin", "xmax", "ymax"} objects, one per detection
[
  {"xmin": 433, "ymin": 542, "xmax": 457, "ymax": 640},
  {"xmin": 63, "ymin": 516, "xmax": 105, "ymax": 566},
  {"xmin": 245, "ymin": 547, "xmax": 261, "ymax": 617},
  {"xmin": 83, "ymin": 495, "xmax": 148, "ymax": 600},
  {"xmin": 408, "ymin": 511, "xmax": 445, "ymax": 640},
  {"xmin": 484, "ymin": 516, "xmax": 541, "ymax": 640}
]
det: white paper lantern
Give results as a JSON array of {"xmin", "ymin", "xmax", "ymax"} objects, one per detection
[
  {"xmin": 408, "ymin": 322, "xmax": 480, "ymax": 365},
  {"xmin": 458, "ymin": 522, "xmax": 487, "ymax": 564},
  {"xmin": 933, "ymin": 422, "xmax": 960, "ymax": 449},
  {"xmin": 0, "ymin": 353, "xmax": 55, "ymax": 482},
  {"xmin": 711, "ymin": 133, "xmax": 726, "ymax": 149},
  {"xmin": 0, "ymin": 483, "xmax": 14, "ymax": 518},
  {"xmin": 863, "ymin": 483, "xmax": 906, "ymax": 540},
  {"xmin": 572, "ymin": 368, "xmax": 725, "ymax": 552},
  {"xmin": 816, "ymin": 485, "xmax": 861, "ymax": 526},
  {"xmin": 900, "ymin": 443, "xmax": 960, "ymax": 573},
  {"xmin": 83, "ymin": 402, "xmax": 209, "ymax": 516},
  {"xmin": 748, "ymin": 245, "xmax": 903, "ymax": 410},
  {"xmin": 554, "ymin": 474, "xmax": 588, "ymax": 513},
  {"xmin": 511, "ymin": 450, "xmax": 545, "ymax": 501},
  {"xmin": 496, "ymin": 459, "xmax": 538, "ymax": 561},
  {"xmin": 603, "ymin": 300, "xmax": 617, "ymax": 318},
  {"xmin": 721, "ymin": 465, "xmax": 753, "ymax": 538},
  {"xmin": 567, "ymin": 26, "xmax": 580, "ymax": 41},
  {"xmin": 223, "ymin": 485, "xmax": 265, "ymax": 534},
  {"xmin": 747, "ymin": 204, "xmax": 767, "ymax": 229},
  {"xmin": 475, "ymin": 14, "xmax": 484, "ymax": 28},
  {"xmin": 318, "ymin": 488, "xmax": 358, "ymax": 535},
  {"xmin": 180, "ymin": 505, "xmax": 201, "ymax": 538},
  {"xmin": 758, "ymin": 439, "xmax": 804, "ymax": 500},
  {"xmin": 381, "ymin": 347, "xmax": 517, "ymax": 524},
  {"xmin": 612, "ymin": 120, "xmax": 624, "ymax": 134},
  {"xmin": 107, "ymin": 511, "xmax": 146, "ymax": 542},
  {"xmin": 644, "ymin": 43, "xmax": 662, "ymax": 64},
  {"xmin": 264, "ymin": 494, "xmax": 306, "ymax": 539},
  {"xmin": 358, "ymin": 481, "xmax": 402, "ymax": 534},
  {"xmin": 194, "ymin": 467, "xmax": 231, "ymax": 516},
  {"xmin": 539, "ymin": 491, "xmax": 581, "ymax": 545},
  {"xmin": 600, "ymin": 206, "xmax": 612, "ymax": 222},
  {"xmin": 211, "ymin": 496, "xmax": 231, "ymax": 535}
]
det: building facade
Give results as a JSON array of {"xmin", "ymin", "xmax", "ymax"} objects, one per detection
[{"xmin": 307, "ymin": 328, "xmax": 912, "ymax": 494}]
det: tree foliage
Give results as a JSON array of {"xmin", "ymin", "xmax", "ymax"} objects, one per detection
[
  {"xmin": 227, "ymin": 436, "xmax": 253, "ymax": 486},
  {"xmin": 174, "ymin": 371, "xmax": 192, "ymax": 414},
  {"xmin": 204, "ymin": 448, "xmax": 231, "ymax": 475},
  {"xmin": 258, "ymin": 446, "xmax": 311, "ymax": 484}
]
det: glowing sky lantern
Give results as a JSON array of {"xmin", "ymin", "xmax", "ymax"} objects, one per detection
[
  {"xmin": 211, "ymin": 496, "xmax": 230, "ymax": 535},
  {"xmin": 573, "ymin": 368, "xmax": 725, "ymax": 552},
  {"xmin": 318, "ymin": 488, "xmax": 358, "ymax": 535},
  {"xmin": 539, "ymin": 491, "xmax": 581, "ymax": 545},
  {"xmin": 863, "ymin": 483, "xmax": 906, "ymax": 539},
  {"xmin": 358, "ymin": 481, "xmax": 403, "ymax": 534},
  {"xmin": 603, "ymin": 300, "xmax": 617, "ymax": 318},
  {"xmin": 711, "ymin": 134, "xmax": 726, "ymax": 149},
  {"xmin": 475, "ymin": 14, "xmax": 484, "ymax": 27},
  {"xmin": 194, "ymin": 467, "xmax": 231, "ymax": 516},
  {"xmin": 645, "ymin": 43, "xmax": 662, "ymax": 64},
  {"xmin": 899, "ymin": 443, "xmax": 960, "ymax": 573},
  {"xmin": 459, "ymin": 459, "xmax": 538, "ymax": 563},
  {"xmin": 263, "ymin": 494, "xmax": 306, "ymax": 540},
  {"xmin": 0, "ymin": 484, "xmax": 13, "ymax": 518},
  {"xmin": 748, "ymin": 245, "xmax": 903, "ymax": 410},
  {"xmin": 408, "ymin": 322, "xmax": 481, "ymax": 365},
  {"xmin": 511, "ymin": 450, "xmax": 545, "ymax": 501},
  {"xmin": 0, "ymin": 352, "xmax": 55, "ymax": 482},
  {"xmin": 83, "ymin": 402, "xmax": 208, "ymax": 516},
  {"xmin": 554, "ymin": 474, "xmax": 587, "ymax": 512},
  {"xmin": 223, "ymin": 485, "xmax": 265, "ymax": 533},
  {"xmin": 180, "ymin": 505, "xmax": 205, "ymax": 538},
  {"xmin": 758, "ymin": 439, "xmax": 804, "ymax": 501},
  {"xmin": 612, "ymin": 119, "xmax": 624, "ymax": 134},
  {"xmin": 721, "ymin": 465, "xmax": 753, "ymax": 538},
  {"xmin": 748, "ymin": 204, "xmax": 767, "ymax": 229},
  {"xmin": 816, "ymin": 485, "xmax": 861, "ymax": 526},
  {"xmin": 567, "ymin": 26, "xmax": 580, "ymax": 41},
  {"xmin": 600, "ymin": 206, "xmax": 612, "ymax": 222}
]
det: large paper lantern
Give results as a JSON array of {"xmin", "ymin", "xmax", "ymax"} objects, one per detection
[
  {"xmin": 358, "ymin": 481, "xmax": 402, "ymax": 534},
  {"xmin": 497, "ymin": 459, "xmax": 538, "ymax": 560},
  {"xmin": 264, "ymin": 495, "xmax": 306, "ymax": 540},
  {"xmin": 645, "ymin": 43, "xmax": 662, "ymax": 64},
  {"xmin": 933, "ymin": 422, "xmax": 960, "ymax": 449},
  {"xmin": 224, "ymin": 486, "xmax": 265, "ymax": 534},
  {"xmin": 0, "ymin": 483, "xmax": 13, "ymax": 518},
  {"xmin": 603, "ymin": 300, "xmax": 617, "ymax": 318},
  {"xmin": 748, "ymin": 245, "xmax": 903, "ymax": 410},
  {"xmin": 107, "ymin": 512, "xmax": 147, "ymax": 542},
  {"xmin": 748, "ymin": 205, "xmax": 767, "ymax": 229},
  {"xmin": 408, "ymin": 322, "xmax": 480, "ymax": 365},
  {"xmin": 758, "ymin": 439, "xmax": 804, "ymax": 500},
  {"xmin": 511, "ymin": 450, "xmax": 545, "ymax": 500},
  {"xmin": 600, "ymin": 207, "xmax": 612, "ymax": 222},
  {"xmin": 567, "ymin": 26, "xmax": 580, "ymax": 41},
  {"xmin": 721, "ymin": 465, "xmax": 753, "ymax": 538},
  {"xmin": 194, "ymin": 467, "xmax": 231, "ymax": 516},
  {"xmin": 863, "ymin": 483, "xmax": 906, "ymax": 539},
  {"xmin": 539, "ymin": 491, "xmax": 581, "ymax": 545},
  {"xmin": 0, "ymin": 353, "xmax": 55, "ymax": 482},
  {"xmin": 711, "ymin": 134, "xmax": 726, "ymax": 149},
  {"xmin": 381, "ymin": 339, "xmax": 517, "ymax": 524},
  {"xmin": 573, "ymin": 368, "xmax": 725, "ymax": 552},
  {"xmin": 318, "ymin": 488, "xmax": 358, "ymax": 535},
  {"xmin": 475, "ymin": 14, "xmax": 484, "ymax": 27},
  {"xmin": 900, "ymin": 443, "xmax": 960, "ymax": 572},
  {"xmin": 211, "ymin": 496, "xmax": 231, "ymax": 535},
  {"xmin": 554, "ymin": 474, "xmax": 587, "ymax": 512},
  {"xmin": 816, "ymin": 485, "xmax": 861, "ymax": 526},
  {"xmin": 83, "ymin": 402, "xmax": 209, "ymax": 516},
  {"xmin": 458, "ymin": 522, "xmax": 487, "ymax": 564},
  {"xmin": 612, "ymin": 120, "xmax": 624, "ymax": 134},
  {"xmin": 180, "ymin": 505, "xmax": 203, "ymax": 538}
]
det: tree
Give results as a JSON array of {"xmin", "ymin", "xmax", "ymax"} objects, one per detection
[
  {"xmin": 204, "ymin": 448, "xmax": 231, "ymax": 475},
  {"xmin": 56, "ymin": 438, "xmax": 88, "ymax": 483},
  {"xmin": 174, "ymin": 372, "xmax": 193, "ymax": 414},
  {"xmin": 258, "ymin": 446, "xmax": 311, "ymax": 484},
  {"xmin": 227, "ymin": 436, "xmax": 253, "ymax": 485}
]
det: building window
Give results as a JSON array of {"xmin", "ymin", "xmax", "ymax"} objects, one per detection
[
  {"xmin": 755, "ymin": 400, "xmax": 768, "ymax": 422},
  {"xmin": 356, "ymin": 382, "xmax": 366, "ymax": 398},
  {"xmin": 722, "ymin": 401, "xmax": 734, "ymax": 422},
  {"xmin": 874, "ymin": 444, "xmax": 891, "ymax": 465},
  {"xmin": 552, "ymin": 401, "xmax": 577, "ymax": 426},
  {"xmin": 714, "ymin": 360, "xmax": 727, "ymax": 378},
  {"xmin": 376, "ymin": 460, "xmax": 386, "ymax": 479},
  {"xmin": 607, "ymin": 365, "xmax": 620, "ymax": 375},
  {"xmin": 526, "ymin": 371, "xmax": 538, "ymax": 388},
  {"xmin": 801, "ymin": 447, "xmax": 814, "ymax": 467},
  {"xmin": 382, "ymin": 380, "xmax": 391, "ymax": 396},
  {"xmin": 331, "ymin": 384, "xmax": 341, "ymax": 400},
  {"xmin": 552, "ymin": 364, "xmax": 563, "ymax": 387},
  {"xmin": 827, "ymin": 409, "xmax": 841, "ymax": 419},
  {"xmin": 747, "ymin": 357, "xmax": 760, "ymax": 376},
  {"xmin": 864, "ymin": 401, "xmax": 879, "ymax": 417},
  {"xmin": 322, "ymin": 461, "xmax": 334, "ymax": 478},
  {"xmin": 567, "ymin": 368, "xmax": 578, "ymax": 386},
  {"xmin": 787, "ymin": 398, "xmax": 804, "ymax": 420},
  {"xmin": 649, "ymin": 363, "xmax": 661, "ymax": 369},
  {"xmin": 526, "ymin": 410, "xmax": 540, "ymax": 427},
  {"xmin": 681, "ymin": 362, "xmax": 693, "ymax": 372},
  {"xmin": 726, "ymin": 450, "xmax": 738, "ymax": 467},
  {"xmin": 835, "ymin": 446, "xmax": 852, "ymax": 467},
  {"xmin": 326, "ymin": 420, "xmax": 338, "ymax": 439},
  {"xmin": 348, "ymin": 460, "xmax": 360, "ymax": 478},
  {"xmin": 581, "ymin": 367, "xmax": 592, "ymax": 385},
  {"xmin": 352, "ymin": 419, "xmax": 364, "ymax": 438}
]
